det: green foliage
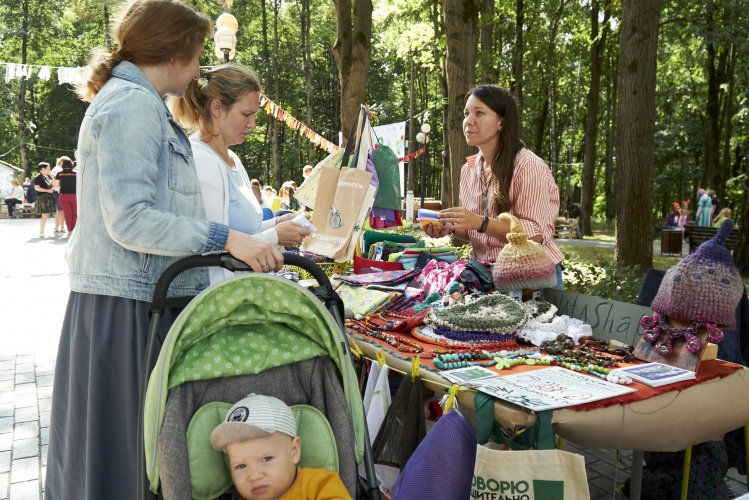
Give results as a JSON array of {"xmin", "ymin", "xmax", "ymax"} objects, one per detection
[{"xmin": 561, "ymin": 251, "xmax": 644, "ymax": 303}]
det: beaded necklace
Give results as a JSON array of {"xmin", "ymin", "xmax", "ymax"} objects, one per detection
[
  {"xmin": 346, "ymin": 320, "xmax": 424, "ymax": 353},
  {"xmin": 640, "ymin": 313, "xmax": 723, "ymax": 356}
]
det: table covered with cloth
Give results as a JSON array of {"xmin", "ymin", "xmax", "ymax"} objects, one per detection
[{"xmin": 346, "ymin": 325, "xmax": 749, "ymax": 452}]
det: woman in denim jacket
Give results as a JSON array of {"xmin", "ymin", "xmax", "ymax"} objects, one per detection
[{"xmin": 45, "ymin": 1, "xmax": 283, "ymax": 499}]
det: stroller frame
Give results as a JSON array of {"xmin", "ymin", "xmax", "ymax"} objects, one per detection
[{"xmin": 136, "ymin": 253, "xmax": 381, "ymax": 500}]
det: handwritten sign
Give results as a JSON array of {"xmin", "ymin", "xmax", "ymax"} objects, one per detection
[
  {"xmin": 468, "ymin": 367, "xmax": 636, "ymax": 411},
  {"xmin": 544, "ymin": 289, "xmax": 653, "ymax": 345}
]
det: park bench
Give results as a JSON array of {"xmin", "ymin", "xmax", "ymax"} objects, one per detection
[
  {"xmin": 14, "ymin": 203, "xmax": 39, "ymax": 218},
  {"xmin": 683, "ymin": 224, "xmax": 739, "ymax": 254}
]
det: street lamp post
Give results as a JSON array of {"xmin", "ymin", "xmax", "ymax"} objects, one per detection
[
  {"xmin": 416, "ymin": 122, "xmax": 431, "ymax": 209},
  {"xmin": 214, "ymin": 13, "xmax": 238, "ymax": 64}
]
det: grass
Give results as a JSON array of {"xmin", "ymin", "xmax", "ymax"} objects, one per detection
[{"xmin": 559, "ymin": 245, "xmax": 683, "ymax": 272}]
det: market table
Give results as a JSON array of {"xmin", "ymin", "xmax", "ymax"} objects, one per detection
[{"xmin": 346, "ymin": 327, "xmax": 749, "ymax": 500}]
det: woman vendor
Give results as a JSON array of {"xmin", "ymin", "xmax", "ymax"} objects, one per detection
[{"xmin": 423, "ymin": 85, "xmax": 563, "ymax": 288}]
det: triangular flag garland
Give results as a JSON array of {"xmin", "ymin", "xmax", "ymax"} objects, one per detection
[
  {"xmin": 259, "ymin": 93, "xmax": 428, "ymax": 162},
  {"xmin": 259, "ymin": 93, "xmax": 340, "ymax": 154}
]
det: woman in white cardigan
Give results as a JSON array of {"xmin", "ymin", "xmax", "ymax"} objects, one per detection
[{"xmin": 171, "ymin": 64, "xmax": 310, "ymax": 283}]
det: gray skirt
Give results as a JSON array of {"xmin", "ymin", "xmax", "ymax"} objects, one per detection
[{"xmin": 45, "ymin": 292, "xmax": 181, "ymax": 500}]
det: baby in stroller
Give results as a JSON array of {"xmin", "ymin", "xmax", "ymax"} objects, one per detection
[{"xmin": 211, "ymin": 393, "xmax": 350, "ymax": 500}]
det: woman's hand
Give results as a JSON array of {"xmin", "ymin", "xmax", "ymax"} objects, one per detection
[
  {"xmin": 276, "ymin": 212, "xmax": 309, "ymax": 224},
  {"xmin": 422, "ymin": 222, "xmax": 453, "ymax": 238},
  {"xmin": 224, "ymin": 230, "xmax": 284, "ymax": 273},
  {"xmin": 275, "ymin": 221, "xmax": 311, "ymax": 247},
  {"xmin": 438, "ymin": 207, "xmax": 484, "ymax": 231}
]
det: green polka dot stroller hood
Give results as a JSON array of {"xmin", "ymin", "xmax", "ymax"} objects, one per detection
[{"xmin": 138, "ymin": 255, "xmax": 378, "ymax": 499}]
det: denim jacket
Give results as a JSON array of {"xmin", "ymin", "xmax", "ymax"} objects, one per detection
[{"xmin": 67, "ymin": 61, "xmax": 228, "ymax": 301}]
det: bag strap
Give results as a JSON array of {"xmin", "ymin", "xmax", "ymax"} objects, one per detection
[
  {"xmin": 474, "ymin": 393, "xmax": 555, "ymax": 450},
  {"xmin": 341, "ymin": 106, "xmax": 369, "ymax": 170}
]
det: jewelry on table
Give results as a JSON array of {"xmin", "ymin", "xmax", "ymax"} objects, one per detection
[
  {"xmin": 640, "ymin": 312, "xmax": 721, "ymax": 356},
  {"xmin": 346, "ymin": 319, "xmax": 423, "ymax": 354}
]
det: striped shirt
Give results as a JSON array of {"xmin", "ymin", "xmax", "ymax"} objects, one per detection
[{"xmin": 459, "ymin": 149, "xmax": 563, "ymax": 264}]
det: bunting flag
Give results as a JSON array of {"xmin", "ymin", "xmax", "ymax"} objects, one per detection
[
  {"xmin": 399, "ymin": 146, "xmax": 426, "ymax": 163},
  {"xmin": 259, "ymin": 93, "xmax": 340, "ymax": 154}
]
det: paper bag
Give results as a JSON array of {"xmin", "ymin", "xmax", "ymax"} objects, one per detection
[
  {"xmin": 294, "ymin": 148, "xmax": 344, "ymax": 210},
  {"xmin": 473, "ymin": 445, "xmax": 590, "ymax": 500},
  {"xmin": 302, "ymin": 166, "xmax": 373, "ymax": 260}
]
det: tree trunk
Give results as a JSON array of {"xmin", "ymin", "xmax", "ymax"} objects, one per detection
[
  {"xmin": 271, "ymin": 0, "xmax": 281, "ymax": 189},
  {"xmin": 407, "ymin": 60, "xmax": 416, "ymax": 194},
  {"xmin": 734, "ymin": 136, "xmax": 749, "ymax": 274},
  {"xmin": 614, "ymin": 0, "xmax": 661, "ymax": 271},
  {"xmin": 444, "ymin": 0, "xmax": 479, "ymax": 207},
  {"xmin": 513, "ymin": 0, "xmax": 524, "ymax": 136},
  {"xmin": 479, "ymin": 0, "xmax": 494, "ymax": 84},
  {"xmin": 703, "ymin": 1, "xmax": 729, "ymax": 192},
  {"xmin": 18, "ymin": 0, "xmax": 29, "ymax": 178},
  {"xmin": 332, "ymin": 0, "xmax": 373, "ymax": 144},
  {"xmin": 719, "ymin": 42, "xmax": 735, "ymax": 197},
  {"xmin": 302, "ymin": 0, "xmax": 315, "ymax": 166},
  {"xmin": 432, "ymin": 0, "xmax": 450, "ymax": 208},
  {"xmin": 581, "ymin": 0, "xmax": 610, "ymax": 236},
  {"xmin": 604, "ymin": 49, "xmax": 617, "ymax": 221},
  {"xmin": 534, "ymin": 0, "xmax": 565, "ymax": 156}
]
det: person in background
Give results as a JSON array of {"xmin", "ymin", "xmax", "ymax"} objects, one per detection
[
  {"xmin": 33, "ymin": 162, "xmax": 56, "ymax": 238},
  {"xmin": 5, "ymin": 179, "xmax": 25, "ymax": 218},
  {"xmin": 667, "ymin": 202, "xmax": 679, "ymax": 228},
  {"xmin": 708, "ymin": 189, "xmax": 720, "ymax": 219},
  {"xmin": 262, "ymin": 185, "xmax": 274, "ymax": 201},
  {"xmin": 678, "ymin": 201, "xmax": 690, "ymax": 231},
  {"xmin": 425, "ymin": 85, "xmax": 563, "ymax": 289},
  {"xmin": 712, "ymin": 208, "xmax": 732, "ymax": 228},
  {"xmin": 45, "ymin": 2, "xmax": 282, "ymax": 499},
  {"xmin": 170, "ymin": 63, "xmax": 309, "ymax": 283},
  {"xmin": 250, "ymin": 178, "xmax": 261, "ymax": 190},
  {"xmin": 253, "ymin": 185, "xmax": 274, "ymax": 221},
  {"xmin": 695, "ymin": 188, "xmax": 712, "ymax": 227},
  {"xmin": 54, "ymin": 156, "xmax": 78, "ymax": 234},
  {"xmin": 302, "ymin": 164, "xmax": 313, "ymax": 183},
  {"xmin": 50, "ymin": 157, "xmax": 66, "ymax": 234}
]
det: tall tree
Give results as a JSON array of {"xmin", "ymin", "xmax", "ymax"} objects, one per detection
[
  {"xmin": 735, "ymin": 136, "xmax": 749, "ymax": 274},
  {"xmin": 533, "ymin": 0, "xmax": 565, "ymax": 155},
  {"xmin": 271, "ymin": 0, "xmax": 282, "ymax": 189},
  {"xmin": 332, "ymin": 0, "xmax": 372, "ymax": 143},
  {"xmin": 614, "ymin": 0, "xmax": 661, "ymax": 270},
  {"xmin": 513, "ymin": 0, "xmax": 524, "ymax": 136},
  {"xmin": 580, "ymin": 0, "xmax": 610, "ymax": 236},
  {"xmin": 478, "ymin": 0, "xmax": 495, "ymax": 84},
  {"xmin": 444, "ymin": 0, "xmax": 479, "ymax": 207},
  {"xmin": 17, "ymin": 0, "xmax": 30, "ymax": 177},
  {"xmin": 301, "ymin": 0, "xmax": 314, "ymax": 166}
]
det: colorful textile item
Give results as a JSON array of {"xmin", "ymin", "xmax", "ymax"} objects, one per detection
[
  {"xmin": 427, "ymin": 292, "xmax": 527, "ymax": 333},
  {"xmin": 411, "ymin": 325, "xmax": 518, "ymax": 350},
  {"xmin": 390, "ymin": 409, "xmax": 477, "ymax": 500},
  {"xmin": 492, "ymin": 213, "xmax": 558, "ymax": 292},
  {"xmin": 337, "ymin": 269, "xmax": 419, "ymax": 286},
  {"xmin": 523, "ymin": 300, "xmax": 558, "ymax": 323},
  {"xmin": 336, "ymin": 284, "xmax": 394, "ymax": 318},
  {"xmin": 417, "ymin": 260, "xmax": 469, "ymax": 295},
  {"xmin": 650, "ymin": 219, "xmax": 743, "ymax": 328}
]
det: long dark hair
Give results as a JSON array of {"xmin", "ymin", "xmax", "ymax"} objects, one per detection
[{"xmin": 466, "ymin": 85, "xmax": 523, "ymax": 215}]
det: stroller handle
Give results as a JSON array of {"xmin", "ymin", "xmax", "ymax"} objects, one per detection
[{"xmin": 150, "ymin": 253, "xmax": 334, "ymax": 312}]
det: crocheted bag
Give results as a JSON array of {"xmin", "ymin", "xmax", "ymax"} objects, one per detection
[{"xmin": 492, "ymin": 213, "xmax": 558, "ymax": 292}]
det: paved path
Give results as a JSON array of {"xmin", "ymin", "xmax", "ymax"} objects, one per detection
[{"xmin": 0, "ymin": 218, "xmax": 744, "ymax": 499}]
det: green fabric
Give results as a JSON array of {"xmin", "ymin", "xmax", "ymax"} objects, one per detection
[
  {"xmin": 187, "ymin": 403, "xmax": 235, "ymax": 500},
  {"xmin": 144, "ymin": 274, "xmax": 366, "ymax": 493},
  {"xmin": 371, "ymin": 144, "xmax": 402, "ymax": 210},
  {"xmin": 187, "ymin": 403, "xmax": 340, "ymax": 500},
  {"xmin": 361, "ymin": 230, "xmax": 418, "ymax": 255},
  {"xmin": 474, "ymin": 393, "xmax": 555, "ymax": 450},
  {"xmin": 366, "ymin": 240, "xmax": 424, "ymax": 260}
]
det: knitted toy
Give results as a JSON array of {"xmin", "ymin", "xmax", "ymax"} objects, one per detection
[
  {"xmin": 640, "ymin": 219, "xmax": 744, "ymax": 356},
  {"xmin": 492, "ymin": 213, "xmax": 558, "ymax": 292}
]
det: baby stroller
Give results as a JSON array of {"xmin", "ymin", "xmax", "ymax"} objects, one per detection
[{"xmin": 136, "ymin": 254, "xmax": 381, "ymax": 499}]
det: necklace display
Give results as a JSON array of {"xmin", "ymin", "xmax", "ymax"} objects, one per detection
[
  {"xmin": 640, "ymin": 312, "xmax": 723, "ymax": 356},
  {"xmin": 346, "ymin": 319, "xmax": 423, "ymax": 353}
]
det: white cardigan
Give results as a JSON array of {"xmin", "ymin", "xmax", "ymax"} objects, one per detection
[{"xmin": 191, "ymin": 137, "xmax": 278, "ymax": 283}]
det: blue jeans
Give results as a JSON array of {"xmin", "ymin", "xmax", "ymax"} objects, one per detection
[{"xmin": 554, "ymin": 264, "xmax": 564, "ymax": 290}]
